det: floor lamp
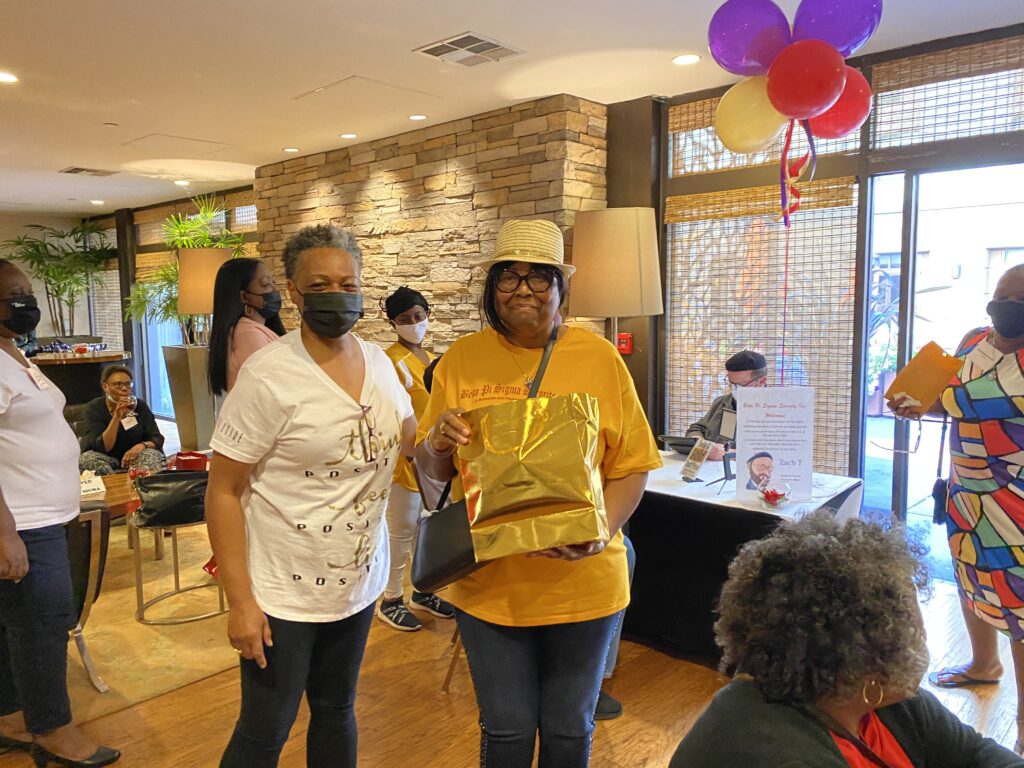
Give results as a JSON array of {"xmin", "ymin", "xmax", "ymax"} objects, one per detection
[{"xmin": 568, "ymin": 207, "xmax": 664, "ymax": 343}]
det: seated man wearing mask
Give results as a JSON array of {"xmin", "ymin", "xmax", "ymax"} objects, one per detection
[{"xmin": 686, "ymin": 350, "xmax": 767, "ymax": 461}]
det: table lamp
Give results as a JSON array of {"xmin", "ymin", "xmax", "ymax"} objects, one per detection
[
  {"xmin": 177, "ymin": 247, "xmax": 233, "ymax": 315},
  {"xmin": 567, "ymin": 207, "xmax": 663, "ymax": 340}
]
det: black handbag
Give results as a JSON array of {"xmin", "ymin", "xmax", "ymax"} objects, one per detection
[
  {"xmin": 132, "ymin": 470, "xmax": 208, "ymax": 528},
  {"xmin": 410, "ymin": 327, "xmax": 558, "ymax": 594},
  {"xmin": 410, "ymin": 483, "xmax": 476, "ymax": 594},
  {"xmin": 932, "ymin": 415, "xmax": 949, "ymax": 525}
]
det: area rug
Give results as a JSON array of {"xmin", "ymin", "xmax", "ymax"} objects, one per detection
[{"xmin": 68, "ymin": 523, "xmax": 238, "ymax": 722}]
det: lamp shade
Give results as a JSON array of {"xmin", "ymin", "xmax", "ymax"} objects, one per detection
[
  {"xmin": 568, "ymin": 207, "xmax": 663, "ymax": 318},
  {"xmin": 177, "ymin": 248, "xmax": 233, "ymax": 315}
]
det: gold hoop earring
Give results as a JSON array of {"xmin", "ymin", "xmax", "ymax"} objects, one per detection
[
  {"xmin": 244, "ymin": 304, "xmax": 254, "ymax": 317},
  {"xmin": 862, "ymin": 679, "xmax": 884, "ymax": 708}
]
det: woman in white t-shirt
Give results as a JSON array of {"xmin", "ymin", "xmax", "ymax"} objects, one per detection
[
  {"xmin": 207, "ymin": 226, "xmax": 415, "ymax": 768},
  {"xmin": 0, "ymin": 259, "xmax": 120, "ymax": 767}
]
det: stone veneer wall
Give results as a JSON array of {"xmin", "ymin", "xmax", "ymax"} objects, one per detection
[{"xmin": 254, "ymin": 94, "xmax": 607, "ymax": 349}]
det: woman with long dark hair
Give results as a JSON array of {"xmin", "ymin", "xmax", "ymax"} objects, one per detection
[{"xmin": 208, "ymin": 258, "xmax": 286, "ymax": 397}]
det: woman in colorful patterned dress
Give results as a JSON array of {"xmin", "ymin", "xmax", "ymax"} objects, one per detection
[{"xmin": 891, "ymin": 264, "xmax": 1024, "ymax": 753}]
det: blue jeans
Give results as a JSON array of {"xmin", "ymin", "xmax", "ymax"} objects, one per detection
[
  {"xmin": 603, "ymin": 534, "xmax": 635, "ymax": 679},
  {"xmin": 0, "ymin": 524, "xmax": 75, "ymax": 734},
  {"xmin": 456, "ymin": 608, "xmax": 618, "ymax": 768},
  {"xmin": 220, "ymin": 603, "xmax": 374, "ymax": 768}
]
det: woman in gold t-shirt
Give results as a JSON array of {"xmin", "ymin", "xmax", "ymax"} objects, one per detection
[
  {"xmin": 415, "ymin": 220, "xmax": 661, "ymax": 768},
  {"xmin": 376, "ymin": 286, "xmax": 454, "ymax": 632}
]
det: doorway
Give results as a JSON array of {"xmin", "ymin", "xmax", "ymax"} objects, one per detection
[{"xmin": 861, "ymin": 163, "xmax": 1024, "ymax": 576}]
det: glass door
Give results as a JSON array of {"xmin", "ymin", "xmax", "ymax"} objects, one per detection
[
  {"xmin": 861, "ymin": 163, "xmax": 1024, "ymax": 567},
  {"xmin": 142, "ymin": 320, "xmax": 182, "ymax": 419}
]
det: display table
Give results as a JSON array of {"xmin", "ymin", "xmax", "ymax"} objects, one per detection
[
  {"xmin": 623, "ymin": 452, "xmax": 863, "ymax": 660},
  {"xmin": 34, "ymin": 350, "xmax": 131, "ymax": 405}
]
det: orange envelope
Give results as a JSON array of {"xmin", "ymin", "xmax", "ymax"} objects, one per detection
[{"xmin": 884, "ymin": 341, "xmax": 962, "ymax": 414}]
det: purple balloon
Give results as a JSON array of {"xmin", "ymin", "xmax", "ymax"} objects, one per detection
[
  {"xmin": 708, "ymin": 0, "xmax": 793, "ymax": 76},
  {"xmin": 793, "ymin": 0, "xmax": 883, "ymax": 58}
]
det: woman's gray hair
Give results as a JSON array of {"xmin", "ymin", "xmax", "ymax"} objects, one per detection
[
  {"xmin": 282, "ymin": 224, "xmax": 362, "ymax": 279},
  {"xmin": 715, "ymin": 511, "xmax": 930, "ymax": 706}
]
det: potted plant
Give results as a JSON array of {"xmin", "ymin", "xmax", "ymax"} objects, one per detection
[
  {"xmin": 126, "ymin": 195, "xmax": 245, "ymax": 450},
  {"xmin": 2, "ymin": 221, "xmax": 116, "ymax": 338}
]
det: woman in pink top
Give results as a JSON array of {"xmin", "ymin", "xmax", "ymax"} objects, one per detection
[{"xmin": 209, "ymin": 258, "xmax": 286, "ymax": 397}]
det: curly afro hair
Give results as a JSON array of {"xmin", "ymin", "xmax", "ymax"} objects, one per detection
[{"xmin": 715, "ymin": 511, "xmax": 930, "ymax": 706}]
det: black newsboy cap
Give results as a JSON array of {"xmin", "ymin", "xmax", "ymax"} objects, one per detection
[{"xmin": 725, "ymin": 350, "xmax": 767, "ymax": 372}]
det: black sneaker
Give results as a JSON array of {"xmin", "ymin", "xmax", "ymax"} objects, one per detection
[
  {"xmin": 376, "ymin": 600, "xmax": 422, "ymax": 632},
  {"xmin": 594, "ymin": 689, "xmax": 623, "ymax": 721},
  {"xmin": 410, "ymin": 591, "xmax": 455, "ymax": 618}
]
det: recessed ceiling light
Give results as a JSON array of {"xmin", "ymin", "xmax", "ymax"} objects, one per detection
[
  {"xmin": 672, "ymin": 54, "xmax": 701, "ymax": 66},
  {"xmin": 0, "ymin": 72, "xmax": 18, "ymax": 84},
  {"xmin": 408, "ymin": 114, "xmax": 428, "ymax": 121},
  {"xmin": 339, "ymin": 133, "xmax": 358, "ymax": 139},
  {"xmin": 174, "ymin": 180, "xmax": 191, "ymax": 187},
  {"xmin": 90, "ymin": 200, "xmax": 104, "ymax": 206},
  {"xmin": 283, "ymin": 147, "xmax": 300, "ymax": 153}
]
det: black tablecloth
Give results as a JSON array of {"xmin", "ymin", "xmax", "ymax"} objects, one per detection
[{"xmin": 623, "ymin": 485, "xmax": 860, "ymax": 661}]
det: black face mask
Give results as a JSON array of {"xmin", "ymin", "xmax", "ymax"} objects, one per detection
[
  {"xmin": 987, "ymin": 299, "xmax": 1024, "ymax": 339},
  {"xmin": 1, "ymin": 295, "xmax": 41, "ymax": 335},
  {"xmin": 300, "ymin": 291, "xmax": 363, "ymax": 338},
  {"xmin": 248, "ymin": 289, "xmax": 282, "ymax": 320}
]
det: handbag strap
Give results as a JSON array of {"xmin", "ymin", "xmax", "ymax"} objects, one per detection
[
  {"xmin": 429, "ymin": 325, "xmax": 559, "ymax": 511},
  {"xmin": 936, "ymin": 414, "xmax": 949, "ymax": 477},
  {"xmin": 527, "ymin": 325, "xmax": 559, "ymax": 399}
]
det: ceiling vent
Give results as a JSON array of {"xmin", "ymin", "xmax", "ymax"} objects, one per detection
[
  {"xmin": 415, "ymin": 33, "xmax": 521, "ymax": 67},
  {"xmin": 59, "ymin": 166, "xmax": 118, "ymax": 177}
]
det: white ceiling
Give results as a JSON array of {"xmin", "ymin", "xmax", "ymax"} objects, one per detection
[{"xmin": 2, "ymin": 0, "xmax": 1022, "ymax": 216}]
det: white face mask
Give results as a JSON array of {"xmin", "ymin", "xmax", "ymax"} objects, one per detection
[{"xmin": 396, "ymin": 319, "xmax": 428, "ymax": 345}]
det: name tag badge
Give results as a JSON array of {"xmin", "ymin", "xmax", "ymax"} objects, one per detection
[
  {"xmin": 121, "ymin": 416, "xmax": 139, "ymax": 430},
  {"xmin": 26, "ymin": 366, "xmax": 50, "ymax": 390}
]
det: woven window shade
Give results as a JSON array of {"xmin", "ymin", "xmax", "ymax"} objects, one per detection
[
  {"xmin": 232, "ymin": 205, "xmax": 258, "ymax": 233},
  {"xmin": 135, "ymin": 251, "xmax": 175, "ymax": 282},
  {"xmin": 133, "ymin": 189, "xmax": 255, "ymax": 246},
  {"xmin": 664, "ymin": 177, "xmax": 858, "ymax": 475},
  {"xmin": 872, "ymin": 35, "xmax": 1024, "ymax": 149},
  {"xmin": 668, "ymin": 94, "xmax": 860, "ymax": 177}
]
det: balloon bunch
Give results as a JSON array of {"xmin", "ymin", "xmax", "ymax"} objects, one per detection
[{"xmin": 709, "ymin": 0, "xmax": 881, "ymax": 224}]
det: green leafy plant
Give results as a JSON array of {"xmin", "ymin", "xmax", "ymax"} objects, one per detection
[
  {"xmin": 2, "ymin": 221, "xmax": 115, "ymax": 336},
  {"xmin": 126, "ymin": 195, "xmax": 245, "ymax": 345}
]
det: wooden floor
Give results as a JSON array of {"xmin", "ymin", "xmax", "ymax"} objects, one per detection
[{"xmin": 0, "ymin": 580, "xmax": 1016, "ymax": 767}]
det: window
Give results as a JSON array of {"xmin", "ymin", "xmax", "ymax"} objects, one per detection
[
  {"xmin": 664, "ymin": 177, "xmax": 858, "ymax": 475},
  {"xmin": 986, "ymin": 247, "xmax": 1024, "ymax": 297},
  {"xmin": 871, "ymin": 35, "xmax": 1024, "ymax": 149},
  {"xmin": 669, "ymin": 95, "xmax": 860, "ymax": 177}
]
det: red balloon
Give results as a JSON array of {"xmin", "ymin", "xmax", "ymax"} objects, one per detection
[
  {"xmin": 767, "ymin": 40, "xmax": 847, "ymax": 120},
  {"xmin": 808, "ymin": 66, "xmax": 873, "ymax": 138}
]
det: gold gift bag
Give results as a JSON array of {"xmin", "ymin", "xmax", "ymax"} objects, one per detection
[{"xmin": 458, "ymin": 393, "xmax": 609, "ymax": 561}]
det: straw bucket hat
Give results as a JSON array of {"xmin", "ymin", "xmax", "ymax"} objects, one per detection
[{"xmin": 477, "ymin": 219, "xmax": 576, "ymax": 277}]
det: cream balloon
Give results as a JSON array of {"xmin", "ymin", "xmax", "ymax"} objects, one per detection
[{"xmin": 714, "ymin": 76, "xmax": 789, "ymax": 154}]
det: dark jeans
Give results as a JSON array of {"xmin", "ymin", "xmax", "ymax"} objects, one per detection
[
  {"xmin": 603, "ymin": 534, "xmax": 636, "ymax": 679},
  {"xmin": 0, "ymin": 524, "xmax": 75, "ymax": 734},
  {"xmin": 456, "ymin": 608, "xmax": 618, "ymax": 768},
  {"xmin": 220, "ymin": 603, "xmax": 374, "ymax": 768}
]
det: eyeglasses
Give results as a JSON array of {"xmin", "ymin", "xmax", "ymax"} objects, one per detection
[
  {"xmin": 358, "ymin": 404, "xmax": 380, "ymax": 463},
  {"xmin": 722, "ymin": 375, "xmax": 760, "ymax": 388},
  {"xmin": 107, "ymin": 380, "xmax": 134, "ymax": 390},
  {"xmin": 870, "ymin": 419, "xmax": 923, "ymax": 455},
  {"xmin": 495, "ymin": 269, "xmax": 553, "ymax": 294}
]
